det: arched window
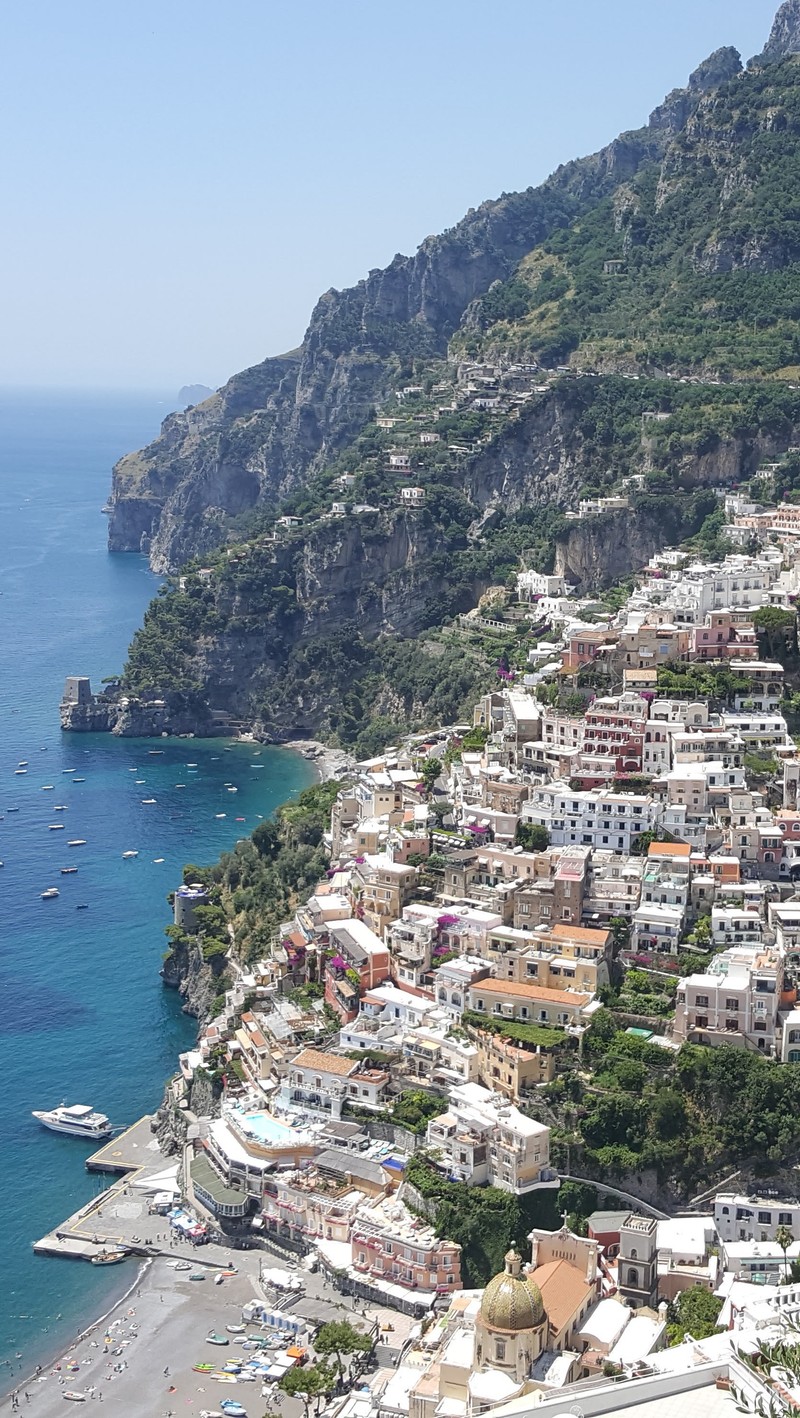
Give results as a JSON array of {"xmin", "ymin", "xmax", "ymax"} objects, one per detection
[
  {"xmin": 628, "ymin": 1267, "xmax": 639, "ymax": 1286},
  {"xmin": 495, "ymin": 1340, "xmax": 506, "ymax": 1362},
  {"xmin": 629, "ymin": 1249, "xmax": 638, "ymax": 1260}
]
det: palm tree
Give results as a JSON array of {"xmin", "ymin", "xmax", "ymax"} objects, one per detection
[{"xmin": 776, "ymin": 1224, "xmax": 794, "ymax": 1284}]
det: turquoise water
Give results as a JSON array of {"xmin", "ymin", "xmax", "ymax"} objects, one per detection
[{"xmin": 0, "ymin": 391, "xmax": 315, "ymax": 1382}]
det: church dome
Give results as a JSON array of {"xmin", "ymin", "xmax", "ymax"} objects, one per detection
[{"xmin": 479, "ymin": 1249, "xmax": 545, "ymax": 1332}]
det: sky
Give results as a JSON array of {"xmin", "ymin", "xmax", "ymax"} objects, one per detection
[{"xmin": 0, "ymin": 0, "xmax": 782, "ymax": 391}]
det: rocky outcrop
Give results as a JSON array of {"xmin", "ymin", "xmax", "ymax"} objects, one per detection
[
  {"xmin": 161, "ymin": 935, "xmax": 225, "ymax": 1020},
  {"xmin": 61, "ymin": 690, "xmax": 214, "ymax": 737},
  {"xmin": 757, "ymin": 0, "xmax": 800, "ymax": 61},
  {"xmin": 553, "ymin": 506, "xmax": 682, "ymax": 591}
]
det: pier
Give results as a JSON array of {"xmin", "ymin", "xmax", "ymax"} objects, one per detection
[
  {"xmin": 84, "ymin": 1114, "xmax": 159, "ymax": 1173},
  {"xmin": 32, "ymin": 1114, "xmax": 234, "ymax": 1270}
]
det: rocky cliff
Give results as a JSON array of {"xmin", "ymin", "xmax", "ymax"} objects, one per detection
[
  {"xmin": 161, "ymin": 934, "xmax": 223, "ymax": 1020},
  {"xmin": 60, "ymin": 689, "xmax": 213, "ymax": 736},
  {"xmin": 759, "ymin": 0, "xmax": 800, "ymax": 61},
  {"xmin": 106, "ymin": 34, "xmax": 748, "ymax": 573}
]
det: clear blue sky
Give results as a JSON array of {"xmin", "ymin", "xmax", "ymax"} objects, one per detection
[{"xmin": 0, "ymin": 0, "xmax": 780, "ymax": 391}]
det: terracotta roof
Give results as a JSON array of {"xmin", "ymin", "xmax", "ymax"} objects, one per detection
[
  {"xmin": 291, "ymin": 1048, "xmax": 357, "ymax": 1077},
  {"xmin": 530, "ymin": 1258, "xmax": 594, "ymax": 1334},
  {"xmin": 471, "ymin": 978, "xmax": 590, "ymax": 1008},
  {"xmin": 552, "ymin": 923, "xmax": 609, "ymax": 946},
  {"xmin": 647, "ymin": 842, "xmax": 691, "ymax": 858}
]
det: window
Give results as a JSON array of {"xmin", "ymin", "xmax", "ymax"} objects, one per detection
[
  {"xmin": 695, "ymin": 995, "xmax": 709, "ymax": 1008},
  {"xmin": 725, "ymin": 998, "xmax": 739, "ymax": 1012},
  {"xmin": 495, "ymin": 1340, "xmax": 506, "ymax": 1361}
]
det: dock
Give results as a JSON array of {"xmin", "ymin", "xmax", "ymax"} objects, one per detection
[
  {"xmin": 85, "ymin": 1114, "xmax": 158, "ymax": 1173},
  {"xmin": 33, "ymin": 1115, "xmax": 233, "ymax": 1270},
  {"xmin": 34, "ymin": 1115, "xmax": 169, "ymax": 1262}
]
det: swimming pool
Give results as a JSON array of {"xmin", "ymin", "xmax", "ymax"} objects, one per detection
[{"xmin": 241, "ymin": 1112, "xmax": 301, "ymax": 1145}]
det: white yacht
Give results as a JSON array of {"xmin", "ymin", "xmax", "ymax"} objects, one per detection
[{"xmin": 32, "ymin": 1103, "xmax": 112, "ymax": 1139}]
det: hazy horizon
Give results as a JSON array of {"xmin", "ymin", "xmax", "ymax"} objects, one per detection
[{"xmin": 2, "ymin": 0, "xmax": 781, "ymax": 390}]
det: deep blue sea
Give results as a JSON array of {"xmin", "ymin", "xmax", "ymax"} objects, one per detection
[{"xmin": 0, "ymin": 390, "xmax": 314, "ymax": 1382}]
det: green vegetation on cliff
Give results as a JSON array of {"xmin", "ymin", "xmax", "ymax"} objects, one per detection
[
  {"xmin": 464, "ymin": 56, "xmax": 800, "ymax": 378},
  {"xmin": 165, "ymin": 780, "xmax": 341, "ymax": 975}
]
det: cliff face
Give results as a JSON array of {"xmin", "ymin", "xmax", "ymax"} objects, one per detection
[
  {"xmin": 60, "ymin": 692, "xmax": 213, "ymax": 737},
  {"xmin": 161, "ymin": 935, "xmax": 224, "ymax": 1019},
  {"xmin": 106, "ymin": 49, "xmax": 740, "ymax": 572},
  {"xmin": 759, "ymin": 0, "xmax": 800, "ymax": 61}
]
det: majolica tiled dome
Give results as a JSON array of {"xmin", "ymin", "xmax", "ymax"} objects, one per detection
[{"xmin": 479, "ymin": 1249, "xmax": 545, "ymax": 1332}]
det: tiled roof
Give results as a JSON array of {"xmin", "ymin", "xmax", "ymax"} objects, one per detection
[
  {"xmin": 291, "ymin": 1048, "xmax": 357, "ymax": 1077},
  {"xmin": 471, "ymin": 978, "xmax": 590, "ymax": 1008},
  {"xmin": 531, "ymin": 1258, "xmax": 594, "ymax": 1334}
]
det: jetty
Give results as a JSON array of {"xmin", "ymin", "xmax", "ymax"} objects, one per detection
[{"xmin": 32, "ymin": 1115, "xmax": 232, "ymax": 1271}]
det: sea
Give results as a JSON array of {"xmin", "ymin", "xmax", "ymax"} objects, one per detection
[{"xmin": 0, "ymin": 389, "xmax": 315, "ymax": 1382}]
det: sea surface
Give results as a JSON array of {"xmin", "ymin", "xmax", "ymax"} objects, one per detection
[{"xmin": 0, "ymin": 390, "xmax": 315, "ymax": 1381}]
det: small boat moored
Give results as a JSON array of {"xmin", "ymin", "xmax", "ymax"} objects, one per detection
[
  {"xmin": 62, "ymin": 1393, "xmax": 87, "ymax": 1403},
  {"xmin": 60, "ymin": 867, "xmax": 78, "ymax": 875},
  {"xmin": 91, "ymin": 1249, "xmax": 127, "ymax": 1266},
  {"xmin": 41, "ymin": 888, "xmax": 59, "ymax": 900},
  {"xmin": 68, "ymin": 839, "xmax": 87, "ymax": 846}
]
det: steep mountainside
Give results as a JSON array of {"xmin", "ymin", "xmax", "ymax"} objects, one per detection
[
  {"xmin": 90, "ymin": 2, "xmax": 800, "ymax": 750},
  {"xmin": 107, "ymin": 41, "xmax": 744, "ymax": 570}
]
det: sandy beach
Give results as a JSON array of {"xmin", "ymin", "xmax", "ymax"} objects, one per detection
[{"xmin": 7, "ymin": 1255, "xmax": 268, "ymax": 1417}]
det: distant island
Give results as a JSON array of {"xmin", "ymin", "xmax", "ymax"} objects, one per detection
[{"xmin": 177, "ymin": 383, "xmax": 214, "ymax": 408}]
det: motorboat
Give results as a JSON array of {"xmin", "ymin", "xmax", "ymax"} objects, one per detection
[
  {"xmin": 68, "ymin": 839, "xmax": 86, "ymax": 846},
  {"xmin": 14, "ymin": 769, "xmax": 27, "ymax": 774},
  {"xmin": 42, "ymin": 784, "xmax": 54, "ymax": 790},
  {"xmin": 48, "ymin": 823, "xmax": 65, "ymax": 830},
  {"xmin": 207, "ymin": 1332, "xmax": 230, "ymax": 1346},
  {"xmin": 153, "ymin": 857, "xmax": 165, "ymax": 863},
  {"xmin": 220, "ymin": 1401, "xmax": 248, "ymax": 1417},
  {"xmin": 226, "ymin": 1325, "xmax": 245, "ymax": 1334},
  {"xmin": 76, "ymin": 904, "xmax": 89, "ymax": 910},
  {"xmin": 62, "ymin": 1393, "xmax": 86, "ymax": 1403},
  {"xmin": 121, "ymin": 850, "xmax": 138, "ymax": 858},
  {"xmin": 173, "ymin": 1260, "xmax": 191, "ymax": 1271},
  {"xmin": 54, "ymin": 804, "xmax": 67, "ymax": 810},
  {"xmin": 73, "ymin": 777, "xmax": 86, "ymax": 782},
  {"xmin": 91, "ymin": 1249, "xmax": 127, "ymax": 1265},
  {"xmin": 63, "ymin": 768, "xmax": 76, "ymax": 773},
  {"xmin": 215, "ymin": 813, "xmax": 226, "ymax": 819},
  {"xmin": 32, "ymin": 1103, "xmax": 112, "ymax": 1139},
  {"xmin": 41, "ymin": 888, "xmax": 59, "ymax": 900},
  {"xmin": 60, "ymin": 867, "xmax": 78, "ymax": 875},
  {"xmin": 141, "ymin": 798, "xmax": 157, "ymax": 804}
]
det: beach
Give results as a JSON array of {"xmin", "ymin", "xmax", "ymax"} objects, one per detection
[
  {"xmin": 10, "ymin": 1254, "xmax": 266, "ymax": 1416},
  {"xmin": 278, "ymin": 740, "xmax": 356, "ymax": 784}
]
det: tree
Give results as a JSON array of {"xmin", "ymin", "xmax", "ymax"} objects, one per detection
[
  {"xmin": 419, "ymin": 757, "xmax": 443, "ymax": 797},
  {"xmin": 314, "ymin": 1319, "xmax": 371, "ymax": 1381},
  {"xmin": 279, "ymin": 1362, "xmax": 337, "ymax": 1418},
  {"xmin": 608, "ymin": 917, "xmax": 630, "ymax": 956},
  {"xmin": 667, "ymin": 1285, "xmax": 723, "ymax": 1345},
  {"xmin": 776, "ymin": 1224, "xmax": 794, "ymax": 1283},
  {"xmin": 515, "ymin": 822, "xmax": 550, "ymax": 852}
]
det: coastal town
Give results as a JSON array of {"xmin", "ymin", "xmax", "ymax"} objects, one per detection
[{"xmin": 29, "ymin": 477, "xmax": 800, "ymax": 1417}]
